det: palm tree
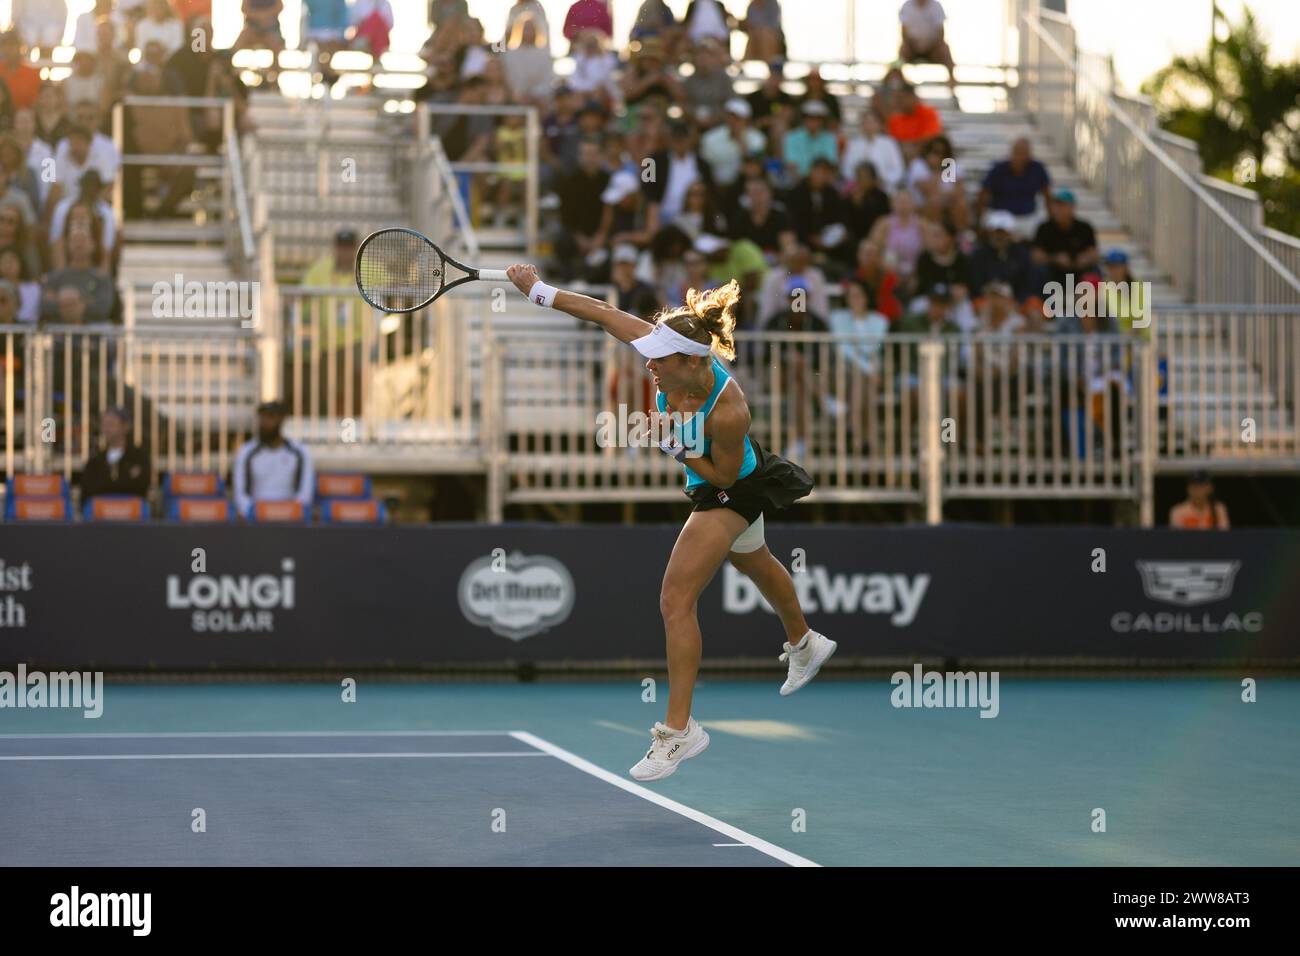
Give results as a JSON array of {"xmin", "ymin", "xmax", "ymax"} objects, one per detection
[{"xmin": 1141, "ymin": 5, "xmax": 1300, "ymax": 233}]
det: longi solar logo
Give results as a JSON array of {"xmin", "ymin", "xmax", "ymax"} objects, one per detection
[
  {"xmin": 0, "ymin": 665, "xmax": 103, "ymax": 718},
  {"xmin": 50, "ymin": 886, "xmax": 150, "ymax": 936},
  {"xmin": 166, "ymin": 559, "xmax": 296, "ymax": 633},
  {"xmin": 1111, "ymin": 560, "xmax": 1263, "ymax": 633},
  {"xmin": 890, "ymin": 664, "xmax": 1000, "ymax": 718},
  {"xmin": 722, "ymin": 565, "xmax": 929, "ymax": 626},
  {"xmin": 0, "ymin": 558, "xmax": 35, "ymax": 628},
  {"xmin": 458, "ymin": 551, "xmax": 574, "ymax": 640}
]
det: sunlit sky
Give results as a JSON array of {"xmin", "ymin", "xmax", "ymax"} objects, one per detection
[{"xmin": 9, "ymin": 0, "xmax": 1300, "ymax": 94}]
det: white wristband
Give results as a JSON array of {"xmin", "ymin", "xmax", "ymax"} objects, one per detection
[{"xmin": 527, "ymin": 281, "xmax": 558, "ymax": 308}]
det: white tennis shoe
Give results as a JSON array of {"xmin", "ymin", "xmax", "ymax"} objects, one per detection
[
  {"xmin": 629, "ymin": 717, "xmax": 709, "ymax": 781},
  {"xmin": 779, "ymin": 631, "xmax": 837, "ymax": 696}
]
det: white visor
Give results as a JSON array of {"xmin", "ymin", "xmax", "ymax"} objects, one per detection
[{"xmin": 631, "ymin": 322, "xmax": 714, "ymax": 358}]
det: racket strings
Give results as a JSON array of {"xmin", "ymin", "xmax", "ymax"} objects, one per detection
[{"xmin": 357, "ymin": 231, "xmax": 445, "ymax": 309}]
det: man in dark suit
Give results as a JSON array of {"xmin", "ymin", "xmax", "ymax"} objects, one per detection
[
  {"xmin": 641, "ymin": 120, "xmax": 715, "ymax": 230},
  {"xmin": 80, "ymin": 405, "xmax": 150, "ymax": 503}
]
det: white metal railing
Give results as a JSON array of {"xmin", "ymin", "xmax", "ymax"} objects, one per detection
[
  {"xmin": 1, "ymin": 324, "xmax": 259, "ymax": 484},
  {"xmin": 1016, "ymin": 0, "xmax": 1300, "ymax": 307}
]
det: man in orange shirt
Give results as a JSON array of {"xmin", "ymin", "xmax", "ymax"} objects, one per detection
[
  {"xmin": 0, "ymin": 31, "xmax": 41, "ymax": 111},
  {"xmin": 886, "ymin": 84, "xmax": 942, "ymax": 159}
]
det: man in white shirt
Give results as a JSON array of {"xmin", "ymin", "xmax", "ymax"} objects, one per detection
[
  {"xmin": 840, "ymin": 110, "xmax": 905, "ymax": 192},
  {"xmin": 898, "ymin": 0, "xmax": 956, "ymax": 94},
  {"xmin": 700, "ymin": 98, "xmax": 765, "ymax": 188},
  {"xmin": 232, "ymin": 401, "xmax": 315, "ymax": 520},
  {"xmin": 649, "ymin": 122, "xmax": 708, "ymax": 226}
]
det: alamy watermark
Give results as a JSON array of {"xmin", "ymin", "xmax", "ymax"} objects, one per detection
[
  {"xmin": 0, "ymin": 665, "xmax": 103, "ymax": 718},
  {"xmin": 595, "ymin": 405, "xmax": 705, "ymax": 456},
  {"xmin": 152, "ymin": 274, "xmax": 261, "ymax": 328},
  {"xmin": 890, "ymin": 664, "xmax": 1000, "ymax": 718},
  {"xmin": 1042, "ymin": 274, "xmax": 1152, "ymax": 329}
]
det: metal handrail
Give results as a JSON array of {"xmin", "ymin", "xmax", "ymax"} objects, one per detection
[
  {"xmin": 1021, "ymin": 11, "xmax": 1300, "ymax": 300},
  {"xmin": 224, "ymin": 101, "xmax": 257, "ymax": 269}
]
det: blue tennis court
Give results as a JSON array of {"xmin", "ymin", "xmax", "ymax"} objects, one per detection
[{"xmin": 2, "ymin": 679, "xmax": 1296, "ymax": 867}]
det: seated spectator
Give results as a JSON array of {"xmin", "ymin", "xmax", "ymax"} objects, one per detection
[
  {"xmin": 647, "ymin": 224, "xmax": 692, "ymax": 303},
  {"xmin": 830, "ymin": 279, "xmax": 890, "ymax": 376},
  {"xmin": 491, "ymin": 110, "xmax": 527, "ymax": 227},
  {"xmin": 894, "ymin": 284, "xmax": 961, "ymax": 400},
  {"xmin": 851, "ymin": 238, "xmax": 902, "ymax": 322},
  {"xmin": 0, "ymin": 163, "xmax": 37, "ymax": 227},
  {"xmin": 840, "ymin": 110, "xmax": 905, "ymax": 192},
  {"xmin": 0, "ymin": 31, "xmax": 41, "ymax": 113},
  {"xmin": 631, "ymin": 0, "xmax": 678, "ymax": 49},
  {"xmin": 700, "ymin": 98, "xmax": 764, "ymax": 189},
  {"xmin": 783, "ymin": 99, "xmax": 838, "ymax": 179},
  {"xmin": 50, "ymin": 122, "xmax": 114, "ymax": 223},
  {"xmin": 0, "ymin": 248, "xmax": 39, "ymax": 322},
  {"xmin": 235, "ymin": 0, "xmax": 284, "ymax": 53},
  {"xmin": 9, "ymin": 1, "xmax": 67, "ymax": 56},
  {"xmin": 868, "ymin": 188, "xmax": 926, "ymax": 287},
  {"xmin": 620, "ymin": 35, "xmax": 682, "ymax": 123},
  {"xmin": 81, "ymin": 406, "xmax": 150, "ymax": 504},
  {"xmin": 800, "ymin": 65, "xmax": 841, "ymax": 128},
  {"xmin": 978, "ymin": 137, "xmax": 1052, "ymax": 240},
  {"xmin": 32, "ymin": 82, "xmax": 70, "ymax": 148},
  {"xmin": 0, "ymin": 277, "xmax": 18, "ymax": 325},
  {"xmin": 539, "ymin": 83, "xmax": 582, "ymax": 183},
  {"xmin": 41, "ymin": 224, "xmax": 117, "ymax": 324},
  {"xmin": 642, "ymin": 121, "xmax": 714, "ymax": 228},
  {"xmin": 762, "ymin": 299, "xmax": 829, "ymax": 460},
  {"xmin": 563, "ymin": 0, "xmax": 614, "ymax": 50},
  {"xmin": 504, "ymin": 1, "xmax": 551, "ymax": 54},
  {"xmin": 0, "ymin": 198, "xmax": 40, "ymax": 278},
  {"xmin": 843, "ymin": 162, "xmax": 892, "ymax": 253},
  {"xmin": 567, "ymin": 29, "xmax": 619, "ymax": 104},
  {"xmin": 697, "ymin": 232, "xmax": 766, "ymax": 328},
  {"xmin": 977, "ymin": 280, "xmax": 1025, "ymax": 335},
  {"xmin": 93, "ymin": 17, "xmax": 134, "ymax": 111},
  {"xmin": 74, "ymin": 1, "xmax": 126, "ymax": 51},
  {"xmin": 746, "ymin": 59, "xmax": 796, "ymax": 135},
  {"xmin": 682, "ymin": 37, "xmax": 734, "ymax": 123},
  {"xmin": 350, "ymin": 0, "xmax": 394, "ymax": 57},
  {"xmin": 913, "ymin": 221, "xmax": 973, "ymax": 315},
  {"xmin": 553, "ymin": 137, "xmax": 609, "ymax": 279},
  {"xmin": 590, "ymin": 169, "xmax": 657, "ymax": 279},
  {"xmin": 502, "ymin": 14, "xmax": 555, "ymax": 103},
  {"xmin": 886, "ymin": 84, "xmax": 942, "ymax": 158},
  {"xmin": 729, "ymin": 177, "xmax": 795, "ymax": 261},
  {"xmin": 304, "ymin": 0, "xmax": 351, "ymax": 69},
  {"xmin": 741, "ymin": 0, "xmax": 784, "ymax": 62},
  {"xmin": 450, "ymin": 17, "xmax": 491, "ymax": 80},
  {"xmin": 683, "ymin": 0, "xmax": 732, "ymax": 48},
  {"xmin": 13, "ymin": 110, "xmax": 53, "ymax": 208},
  {"xmin": 969, "ymin": 210, "xmax": 1036, "ymax": 303},
  {"xmin": 787, "ymin": 157, "xmax": 848, "ymax": 268},
  {"xmin": 758, "ymin": 244, "xmax": 830, "ymax": 325},
  {"xmin": 165, "ymin": 17, "xmax": 250, "ymax": 152},
  {"xmin": 232, "ymin": 400, "xmax": 314, "ymax": 521},
  {"xmin": 674, "ymin": 179, "xmax": 729, "ymax": 240},
  {"xmin": 136, "ymin": 0, "xmax": 185, "ymax": 58},
  {"xmin": 898, "ymin": 0, "xmax": 956, "ymax": 95},
  {"xmin": 610, "ymin": 244, "xmax": 659, "ymax": 318},
  {"xmin": 1099, "ymin": 248, "xmax": 1149, "ymax": 338},
  {"xmin": 908, "ymin": 134, "xmax": 969, "ymax": 234},
  {"xmin": 52, "ymin": 191, "xmax": 116, "ymax": 271},
  {"xmin": 669, "ymin": 247, "xmax": 719, "ymax": 306},
  {"xmin": 64, "ymin": 52, "xmax": 107, "ymax": 118},
  {"xmin": 295, "ymin": 229, "xmax": 366, "ymax": 413},
  {"xmin": 1170, "ymin": 472, "xmax": 1230, "ymax": 530},
  {"xmin": 124, "ymin": 50, "xmax": 195, "ymax": 219},
  {"xmin": 1032, "ymin": 189, "xmax": 1099, "ymax": 289}
]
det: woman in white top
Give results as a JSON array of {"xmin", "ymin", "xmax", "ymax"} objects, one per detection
[
  {"xmin": 906, "ymin": 135, "xmax": 970, "ymax": 233},
  {"xmin": 840, "ymin": 111, "xmax": 905, "ymax": 193},
  {"xmin": 134, "ymin": 0, "xmax": 184, "ymax": 57},
  {"xmin": 828, "ymin": 279, "xmax": 889, "ymax": 448}
]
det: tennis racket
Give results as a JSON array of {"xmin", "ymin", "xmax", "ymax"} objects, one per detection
[{"xmin": 354, "ymin": 227, "xmax": 510, "ymax": 314}]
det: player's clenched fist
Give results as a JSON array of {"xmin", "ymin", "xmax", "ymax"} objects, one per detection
[{"xmin": 507, "ymin": 263, "xmax": 540, "ymax": 297}]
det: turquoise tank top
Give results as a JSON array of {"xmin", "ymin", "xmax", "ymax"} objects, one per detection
[{"xmin": 656, "ymin": 356, "xmax": 759, "ymax": 489}]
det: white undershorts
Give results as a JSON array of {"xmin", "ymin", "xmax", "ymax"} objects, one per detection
[{"xmin": 730, "ymin": 514, "xmax": 766, "ymax": 554}]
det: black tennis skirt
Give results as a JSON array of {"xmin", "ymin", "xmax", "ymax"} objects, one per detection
[{"xmin": 685, "ymin": 438, "xmax": 814, "ymax": 525}]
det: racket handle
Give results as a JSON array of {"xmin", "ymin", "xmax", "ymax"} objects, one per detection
[{"xmin": 477, "ymin": 269, "xmax": 510, "ymax": 282}]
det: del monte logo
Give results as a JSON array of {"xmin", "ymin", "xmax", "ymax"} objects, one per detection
[{"xmin": 458, "ymin": 550, "xmax": 575, "ymax": 640}]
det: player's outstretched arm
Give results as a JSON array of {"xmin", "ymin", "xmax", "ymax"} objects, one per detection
[{"xmin": 507, "ymin": 263, "xmax": 654, "ymax": 345}]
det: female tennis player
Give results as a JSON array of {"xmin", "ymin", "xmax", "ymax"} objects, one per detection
[{"xmin": 507, "ymin": 263, "xmax": 837, "ymax": 781}]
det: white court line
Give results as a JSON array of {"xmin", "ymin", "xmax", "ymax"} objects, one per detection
[
  {"xmin": 509, "ymin": 731, "xmax": 820, "ymax": 868},
  {"xmin": 0, "ymin": 738, "xmax": 512, "ymax": 743},
  {"xmin": 0, "ymin": 752, "xmax": 549, "ymax": 761}
]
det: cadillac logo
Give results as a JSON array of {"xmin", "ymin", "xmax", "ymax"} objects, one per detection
[{"xmin": 1136, "ymin": 561, "xmax": 1240, "ymax": 606}]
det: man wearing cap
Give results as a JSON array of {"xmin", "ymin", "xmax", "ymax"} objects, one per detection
[
  {"xmin": 1032, "ymin": 189, "xmax": 1098, "ymax": 288},
  {"xmin": 969, "ymin": 209, "xmax": 1034, "ymax": 302},
  {"xmin": 700, "ymin": 98, "xmax": 765, "ymax": 188},
  {"xmin": 592, "ymin": 168, "xmax": 656, "ymax": 272},
  {"xmin": 81, "ymin": 405, "xmax": 151, "ymax": 506},
  {"xmin": 783, "ymin": 99, "xmax": 838, "ymax": 178},
  {"xmin": 642, "ymin": 121, "xmax": 714, "ymax": 227},
  {"xmin": 232, "ymin": 401, "xmax": 314, "ymax": 521},
  {"xmin": 977, "ymin": 138, "xmax": 1052, "ymax": 241}
]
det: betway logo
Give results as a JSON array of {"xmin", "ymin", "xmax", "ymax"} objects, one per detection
[{"xmin": 722, "ymin": 565, "xmax": 929, "ymax": 626}]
